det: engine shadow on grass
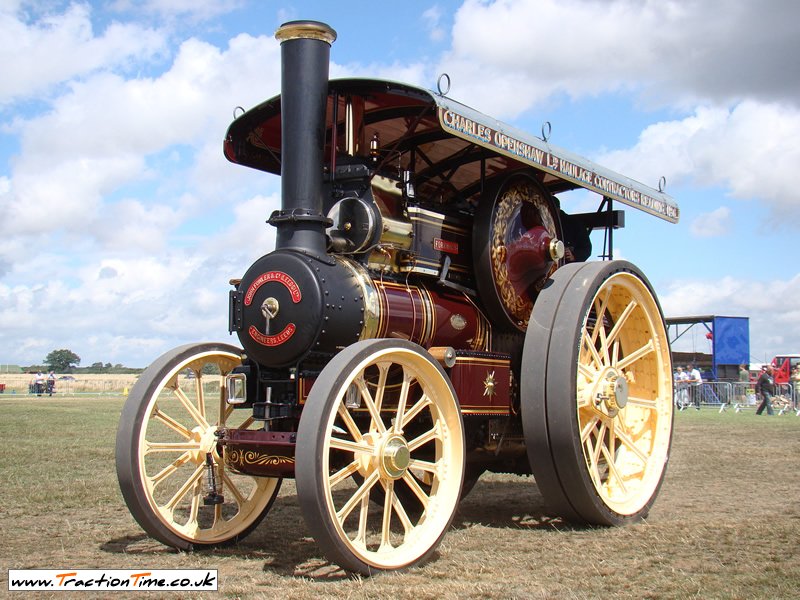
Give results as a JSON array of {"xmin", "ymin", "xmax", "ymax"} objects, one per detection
[
  {"xmin": 452, "ymin": 476, "xmax": 587, "ymax": 532},
  {"xmin": 100, "ymin": 478, "xmax": 583, "ymax": 580},
  {"xmin": 99, "ymin": 499, "xmax": 349, "ymax": 580}
]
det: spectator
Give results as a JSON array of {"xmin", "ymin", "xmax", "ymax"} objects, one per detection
[
  {"xmin": 791, "ymin": 365, "xmax": 800, "ymax": 410},
  {"xmin": 674, "ymin": 366, "xmax": 689, "ymax": 408},
  {"xmin": 47, "ymin": 371, "xmax": 56, "ymax": 396},
  {"xmin": 755, "ymin": 364, "xmax": 775, "ymax": 416},
  {"xmin": 34, "ymin": 371, "xmax": 45, "ymax": 396},
  {"xmin": 687, "ymin": 363, "xmax": 702, "ymax": 410},
  {"xmin": 737, "ymin": 364, "xmax": 749, "ymax": 405}
]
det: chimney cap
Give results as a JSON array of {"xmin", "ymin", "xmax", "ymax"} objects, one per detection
[{"xmin": 275, "ymin": 20, "xmax": 336, "ymax": 45}]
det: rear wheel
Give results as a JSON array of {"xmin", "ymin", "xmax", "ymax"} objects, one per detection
[
  {"xmin": 522, "ymin": 261, "xmax": 673, "ymax": 525},
  {"xmin": 116, "ymin": 343, "xmax": 281, "ymax": 549},
  {"xmin": 296, "ymin": 339, "xmax": 465, "ymax": 574}
]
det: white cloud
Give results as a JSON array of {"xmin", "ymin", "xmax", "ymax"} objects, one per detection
[
  {"xmin": 0, "ymin": 3, "xmax": 166, "ymax": 105},
  {"xmin": 0, "ymin": 31, "xmax": 282, "ymax": 247},
  {"xmin": 422, "ymin": 5, "xmax": 446, "ymax": 42},
  {"xmin": 441, "ymin": 0, "xmax": 800, "ymax": 118},
  {"xmin": 660, "ymin": 274, "xmax": 800, "ymax": 360},
  {"xmin": 598, "ymin": 102, "xmax": 800, "ymax": 221},
  {"xmin": 111, "ymin": 0, "xmax": 245, "ymax": 22},
  {"xmin": 689, "ymin": 206, "xmax": 731, "ymax": 238}
]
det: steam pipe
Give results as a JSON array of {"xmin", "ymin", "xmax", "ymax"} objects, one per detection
[{"xmin": 269, "ymin": 20, "xmax": 337, "ymax": 255}]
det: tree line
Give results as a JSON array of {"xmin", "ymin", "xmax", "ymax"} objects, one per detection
[{"xmin": 22, "ymin": 349, "xmax": 142, "ymax": 374}]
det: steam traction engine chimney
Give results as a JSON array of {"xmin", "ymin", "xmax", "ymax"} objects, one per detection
[{"xmin": 271, "ymin": 21, "xmax": 337, "ymax": 255}]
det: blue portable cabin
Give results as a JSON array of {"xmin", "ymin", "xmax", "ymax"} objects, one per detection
[{"xmin": 666, "ymin": 315, "xmax": 750, "ymax": 381}]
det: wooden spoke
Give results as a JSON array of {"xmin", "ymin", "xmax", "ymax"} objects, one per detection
[
  {"xmin": 336, "ymin": 469, "xmax": 380, "ymax": 524},
  {"xmin": 152, "ymin": 407, "xmax": 194, "ymax": 439},
  {"xmin": 148, "ymin": 452, "xmax": 192, "ymax": 488},
  {"xmin": 173, "ymin": 387, "xmax": 208, "ymax": 429},
  {"xmin": 393, "ymin": 369, "xmax": 413, "ymax": 434},
  {"xmin": 401, "ymin": 394, "xmax": 432, "ymax": 429},
  {"xmin": 615, "ymin": 340, "xmax": 655, "ymax": 371}
]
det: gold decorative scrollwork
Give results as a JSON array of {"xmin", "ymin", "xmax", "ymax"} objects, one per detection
[{"xmin": 225, "ymin": 449, "xmax": 295, "ymax": 467}]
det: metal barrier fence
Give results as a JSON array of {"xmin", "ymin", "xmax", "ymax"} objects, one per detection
[{"xmin": 676, "ymin": 381, "xmax": 799, "ymax": 415}]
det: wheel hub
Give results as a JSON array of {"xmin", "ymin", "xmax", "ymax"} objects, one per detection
[
  {"xmin": 190, "ymin": 426, "xmax": 219, "ymax": 463},
  {"xmin": 380, "ymin": 435, "xmax": 411, "ymax": 479},
  {"xmin": 602, "ymin": 370, "xmax": 629, "ymax": 414}
]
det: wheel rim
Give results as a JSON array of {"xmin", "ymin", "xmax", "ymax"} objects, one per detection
[
  {"xmin": 576, "ymin": 271, "xmax": 672, "ymax": 515},
  {"xmin": 135, "ymin": 350, "xmax": 278, "ymax": 544},
  {"xmin": 312, "ymin": 344, "xmax": 464, "ymax": 570}
]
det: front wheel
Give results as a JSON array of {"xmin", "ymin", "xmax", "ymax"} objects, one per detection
[
  {"xmin": 115, "ymin": 343, "xmax": 281, "ymax": 549},
  {"xmin": 295, "ymin": 339, "xmax": 465, "ymax": 574}
]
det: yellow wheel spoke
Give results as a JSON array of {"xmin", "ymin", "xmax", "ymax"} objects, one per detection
[
  {"xmin": 401, "ymin": 394, "xmax": 432, "ymax": 429},
  {"xmin": 145, "ymin": 441, "xmax": 200, "ymax": 454},
  {"xmin": 580, "ymin": 414, "xmax": 601, "ymax": 443},
  {"xmin": 615, "ymin": 340, "xmax": 655, "ymax": 371},
  {"xmin": 329, "ymin": 436, "xmax": 372, "ymax": 455},
  {"xmin": 358, "ymin": 376, "xmax": 387, "ymax": 434},
  {"xmin": 373, "ymin": 362, "xmax": 390, "ymax": 414},
  {"xmin": 336, "ymin": 469, "xmax": 380, "ymax": 523},
  {"xmin": 393, "ymin": 369, "xmax": 413, "ymax": 434},
  {"xmin": 597, "ymin": 318, "xmax": 610, "ymax": 365},
  {"xmin": 148, "ymin": 451, "xmax": 192, "ymax": 487},
  {"xmin": 626, "ymin": 395, "xmax": 657, "ymax": 409},
  {"xmin": 605, "ymin": 298, "xmax": 637, "ymax": 348},
  {"xmin": 337, "ymin": 402, "xmax": 365, "ymax": 443},
  {"xmin": 401, "ymin": 471, "xmax": 430, "ymax": 508},
  {"xmin": 407, "ymin": 424, "xmax": 438, "ymax": 452},
  {"xmin": 391, "ymin": 490, "xmax": 414, "ymax": 535},
  {"xmin": 222, "ymin": 402, "xmax": 234, "ymax": 425},
  {"xmin": 380, "ymin": 480, "xmax": 395, "ymax": 550},
  {"xmin": 591, "ymin": 289, "xmax": 612, "ymax": 346},
  {"xmin": 614, "ymin": 427, "xmax": 650, "ymax": 465},
  {"xmin": 592, "ymin": 421, "xmax": 606, "ymax": 467},
  {"xmin": 221, "ymin": 470, "xmax": 245, "ymax": 507},
  {"xmin": 188, "ymin": 481, "xmax": 202, "ymax": 528},
  {"xmin": 578, "ymin": 362, "xmax": 595, "ymax": 382},
  {"xmin": 407, "ymin": 457, "xmax": 437, "ymax": 475},
  {"xmin": 152, "ymin": 406, "xmax": 194, "ymax": 439},
  {"xmin": 195, "ymin": 375, "xmax": 205, "ymax": 420},
  {"xmin": 329, "ymin": 460, "xmax": 361, "ymax": 488},
  {"xmin": 601, "ymin": 445, "xmax": 628, "ymax": 495},
  {"xmin": 355, "ymin": 494, "xmax": 370, "ymax": 546},
  {"xmin": 173, "ymin": 386, "xmax": 209, "ymax": 429},
  {"xmin": 582, "ymin": 329, "xmax": 604, "ymax": 370},
  {"xmin": 165, "ymin": 464, "xmax": 205, "ymax": 512},
  {"xmin": 237, "ymin": 415, "xmax": 255, "ymax": 430}
]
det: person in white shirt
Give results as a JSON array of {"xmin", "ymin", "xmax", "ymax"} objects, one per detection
[
  {"xmin": 674, "ymin": 366, "xmax": 689, "ymax": 408},
  {"xmin": 687, "ymin": 364, "xmax": 703, "ymax": 410}
]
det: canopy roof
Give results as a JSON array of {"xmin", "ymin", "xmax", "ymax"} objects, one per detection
[{"xmin": 224, "ymin": 78, "xmax": 679, "ymax": 223}]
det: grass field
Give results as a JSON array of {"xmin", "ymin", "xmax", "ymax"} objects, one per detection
[{"xmin": 0, "ymin": 396, "xmax": 798, "ymax": 599}]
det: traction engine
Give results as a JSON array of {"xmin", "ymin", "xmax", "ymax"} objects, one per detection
[{"xmin": 116, "ymin": 20, "xmax": 679, "ymax": 575}]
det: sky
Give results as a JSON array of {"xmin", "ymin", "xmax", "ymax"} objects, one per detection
[{"xmin": 1, "ymin": 0, "xmax": 799, "ymax": 368}]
